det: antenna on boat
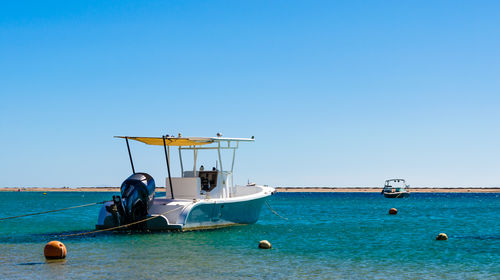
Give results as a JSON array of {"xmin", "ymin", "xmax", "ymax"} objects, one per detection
[
  {"xmin": 162, "ymin": 135, "xmax": 175, "ymax": 199},
  {"xmin": 125, "ymin": 137, "xmax": 136, "ymax": 174}
]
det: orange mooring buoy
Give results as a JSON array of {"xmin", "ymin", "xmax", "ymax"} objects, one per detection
[
  {"xmin": 258, "ymin": 240, "xmax": 272, "ymax": 249},
  {"xmin": 44, "ymin": 241, "xmax": 67, "ymax": 259},
  {"xmin": 436, "ymin": 233, "xmax": 448, "ymax": 240},
  {"xmin": 389, "ymin": 208, "xmax": 398, "ymax": 215}
]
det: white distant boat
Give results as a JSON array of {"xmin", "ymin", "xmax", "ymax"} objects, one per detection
[
  {"xmin": 96, "ymin": 134, "xmax": 275, "ymax": 231},
  {"xmin": 381, "ymin": 179, "xmax": 410, "ymax": 198}
]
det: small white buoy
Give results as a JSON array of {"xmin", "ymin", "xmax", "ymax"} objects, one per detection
[
  {"xmin": 258, "ymin": 240, "xmax": 272, "ymax": 249},
  {"xmin": 436, "ymin": 233, "xmax": 448, "ymax": 240}
]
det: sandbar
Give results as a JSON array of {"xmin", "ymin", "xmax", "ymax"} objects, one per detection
[{"xmin": 1, "ymin": 187, "xmax": 499, "ymax": 193}]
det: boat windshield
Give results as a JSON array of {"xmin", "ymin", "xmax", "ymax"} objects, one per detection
[{"xmin": 384, "ymin": 180, "xmax": 407, "ymax": 190}]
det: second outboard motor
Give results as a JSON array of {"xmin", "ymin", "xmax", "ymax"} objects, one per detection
[{"xmin": 119, "ymin": 173, "xmax": 156, "ymax": 224}]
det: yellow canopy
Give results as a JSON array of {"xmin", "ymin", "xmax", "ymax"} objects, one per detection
[{"xmin": 115, "ymin": 136, "xmax": 214, "ymax": 146}]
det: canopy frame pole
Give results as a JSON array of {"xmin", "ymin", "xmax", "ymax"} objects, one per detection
[
  {"xmin": 217, "ymin": 141, "xmax": 226, "ymax": 198},
  {"xmin": 193, "ymin": 146, "xmax": 197, "ymax": 175},
  {"xmin": 217, "ymin": 142, "xmax": 223, "ymax": 173},
  {"xmin": 230, "ymin": 141, "xmax": 237, "ymax": 174},
  {"xmin": 163, "ymin": 136, "xmax": 174, "ymax": 199},
  {"xmin": 125, "ymin": 137, "xmax": 136, "ymax": 174},
  {"xmin": 230, "ymin": 142, "xmax": 237, "ymax": 196},
  {"xmin": 178, "ymin": 147, "xmax": 184, "ymax": 177},
  {"xmin": 167, "ymin": 146, "xmax": 170, "ymax": 166}
]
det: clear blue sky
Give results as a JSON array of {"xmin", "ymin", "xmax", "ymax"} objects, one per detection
[{"xmin": 1, "ymin": 1, "xmax": 499, "ymax": 187}]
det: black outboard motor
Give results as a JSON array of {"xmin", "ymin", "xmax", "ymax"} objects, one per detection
[{"xmin": 119, "ymin": 173, "xmax": 156, "ymax": 225}]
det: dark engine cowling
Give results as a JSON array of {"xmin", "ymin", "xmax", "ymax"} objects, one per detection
[{"xmin": 119, "ymin": 173, "xmax": 156, "ymax": 223}]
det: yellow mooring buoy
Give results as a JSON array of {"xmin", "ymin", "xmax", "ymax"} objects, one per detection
[
  {"xmin": 44, "ymin": 241, "xmax": 67, "ymax": 259},
  {"xmin": 436, "ymin": 233, "xmax": 448, "ymax": 240},
  {"xmin": 258, "ymin": 240, "xmax": 272, "ymax": 249},
  {"xmin": 389, "ymin": 208, "xmax": 398, "ymax": 215}
]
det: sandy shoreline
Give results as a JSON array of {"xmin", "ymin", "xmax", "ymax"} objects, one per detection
[
  {"xmin": 275, "ymin": 187, "xmax": 500, "ymax": 193},
  {"xmin": 1, "ymin": 187, "xmax": 499, "ymax": 193},
  {"xmin": 0, "ymin": 187, "xmax": 120, "ymax": 192}
]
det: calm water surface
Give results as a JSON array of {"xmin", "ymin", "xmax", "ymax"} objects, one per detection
[{"xmin": 0, "ymin": 192, "xmax": 499, "ymax": 279}]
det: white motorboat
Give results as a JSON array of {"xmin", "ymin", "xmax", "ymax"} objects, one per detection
[
  {"xmin": 381, "ymin": 179, "xmax": 410, "ymax": 198},
  {"xmin": 96, "ymin": 134, "xmax": 275, "ymax": 231}
]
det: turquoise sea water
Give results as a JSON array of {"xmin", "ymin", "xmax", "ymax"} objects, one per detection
[{"xmin": 0, "ymin": 192, "xmax": 499, "ymax": 279}]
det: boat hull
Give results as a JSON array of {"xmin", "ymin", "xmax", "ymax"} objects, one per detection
[
  {"xmin": 182, "ymin": 196, "xmax": 268, "ymax": 230},
  {"xmin": 96, "ymin": 188, "xmax": 273, "ymax": 231},
  {"xmin": 383, "ymin": 192, "xmax": 410, "ymax": 198}
]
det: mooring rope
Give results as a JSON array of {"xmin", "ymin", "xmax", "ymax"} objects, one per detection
[
  {"xmin": 0, "ymin": 201, "xmax": 109, "ymax": 221},
  {"xmin": 265, "ymin": 200, "xmax": 288, "ymax": 221},
  {"xmin": 59, "ymin": 204, "xmax": 188, "ymax": 237}
]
